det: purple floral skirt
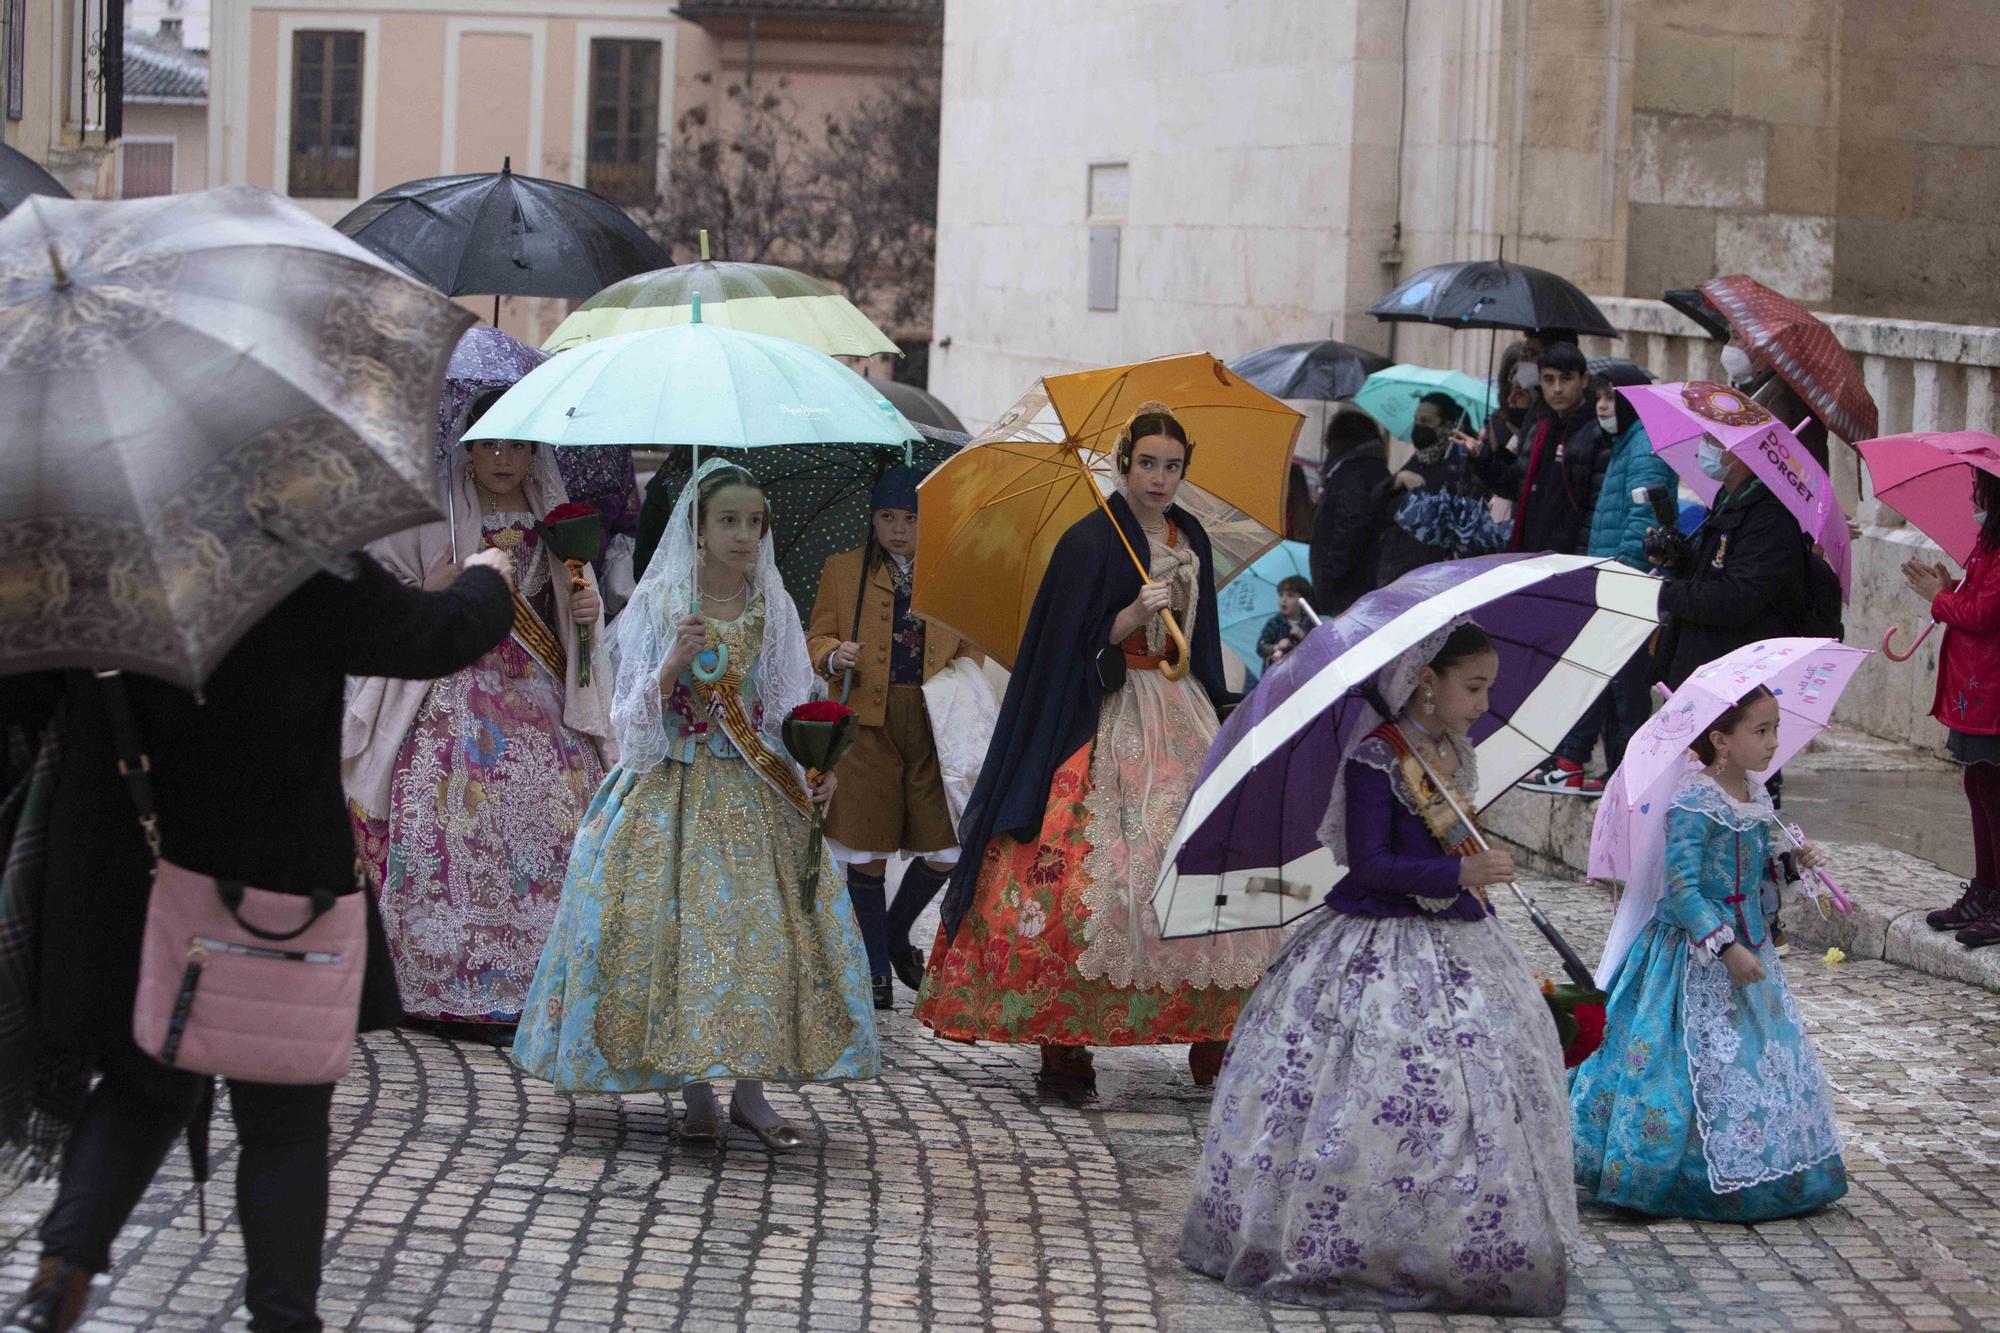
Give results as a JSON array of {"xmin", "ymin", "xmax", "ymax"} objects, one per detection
[{"xmin": 1178, "ymin": 908, "xmax": 1579, "ymax": 1315}]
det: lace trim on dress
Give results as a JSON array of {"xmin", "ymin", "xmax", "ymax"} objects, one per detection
[
  {"xmin": 1350, "ymin": 729, "xmax": 1480, "ymax": 820},
  {"xmin": 1670, "ymin": 772, "xmax": 1776, "ymax": 833}
]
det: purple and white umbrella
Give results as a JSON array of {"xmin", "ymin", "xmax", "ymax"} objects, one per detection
[{"xmin": 1152, "ymin": 552, "xmax": 1661, "ymax": 940}]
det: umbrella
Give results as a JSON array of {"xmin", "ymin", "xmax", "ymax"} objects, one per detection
[
  {"xmin": 0, "ymin": 146, "xmax": 71, "ymax": 219},
  {"xmin": 1855, "ymin": 431, "xmax": 2000, "ymax": 566},
  {"xmin": 0, "ymin": 186, "xmax": 475, "ymax": 688},
  {"xmin": 334, "ymin": 158, "xmax": 670, "ymax": 323},
  {"xmin": 636, "ymin": 437, "xmax": 962, "ymax": 621},
  {"xmin": 1149, "ymin": 553, "xmax": 1661, "ymax": 974},
  {"xmin": 1699, "ymin": 275, "xmax": 1877, "ymax": 443},
  {"xmin": 1227, "ymin": 339, "xmax": 1391, "ymax": 402},
  {"xmin": 1216, "ymin": 541, "xmax": 1311, "ymax": 681},
  {"xmin": 438, "ymin": 326, "xmax": 547, "ymax": 453},
  {"xmin": 1587, "ymin": 355, "xmax": 1655, "ymax": 383},
  {"xmin": 1621, "ymin": 380, "xmax": 1853, "ymax": 596},
  {"xmin": 1369, "ymin": 259, "xmax": 1618, "ymax": 339},
  {"xmin": 464, "ymin": 307, "xmax": 918, "ymax": 453},
  {"xmin": 540, "ymin": 232, "xmax": 896, "ymax": 357},
  {"xmin": 1352, "ymin": 363, "xmax": 1494, "ymax": 441},
  {"xmin": 911, "ymin": 354, "xmax": 1303, "ymax": 672},
  {"xmin": 875, "ymin": 379, "xmax": 965, "ymax": 433},
  {"xmin": 1589, "ymin": 636, "xmax": 1866, "ymax": 987},
  {"xmin": 1663, "ymin": 288, "xmax": 1732, "ymax": 343}
]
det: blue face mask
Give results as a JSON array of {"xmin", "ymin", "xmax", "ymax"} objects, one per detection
[{"xmin": 1697, "ymin": 438, "xmax": 1731, "ymax": 482}]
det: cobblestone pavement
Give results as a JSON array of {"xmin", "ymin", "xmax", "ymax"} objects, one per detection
[{"xmin": 4, "ymin": 879, "xmax": 1998, "ymax": 1332}]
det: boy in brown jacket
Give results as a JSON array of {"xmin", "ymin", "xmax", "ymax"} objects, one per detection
[{"xmin": 808, "ymin": 465, "xmax": 982, "ymax": 1009}]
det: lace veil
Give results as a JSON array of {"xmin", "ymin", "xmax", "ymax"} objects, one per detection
[
  {"xmin": 1315, "ymin": 619, "xmax": 1463, "ymax": 864},
  {"xmin": 608, "ymin": 455, "xmax": 817, "ymax": 776}
]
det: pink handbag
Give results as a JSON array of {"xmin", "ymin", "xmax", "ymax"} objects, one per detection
[{"xmin": 102, "ymin": 673, "xmax": 364, "ymax": 1085}]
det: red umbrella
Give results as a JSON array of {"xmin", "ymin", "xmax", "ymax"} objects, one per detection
[
  {"xmin": 1856, "ymin": 431, "xmax": 2000, "ymax": 564},
  {"xmin": 1700, "ymin": 275, "xmax": 1878, "ymax": 443}
]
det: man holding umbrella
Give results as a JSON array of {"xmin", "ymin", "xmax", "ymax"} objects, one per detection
[{"xmin": 807, "ymin": 465, "xmax": 983, "ymax": 1007}]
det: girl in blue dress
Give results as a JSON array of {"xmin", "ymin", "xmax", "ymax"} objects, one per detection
[{"xmin": 1571, "ymin": 685, "xmax": 1847, "ymax": 1220}]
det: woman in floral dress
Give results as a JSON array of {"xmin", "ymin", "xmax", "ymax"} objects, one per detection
[
  {"xmin": 1179, "ymin": 623, "xmax": 1578, "ymax": 1314},
  {"xmin": 917, "ymin": 403, "xmax": 1280, "ymax": 1088},
  {"xmin": 343, "ymin": 390, "xmax": 613, "ymax": 1027}
]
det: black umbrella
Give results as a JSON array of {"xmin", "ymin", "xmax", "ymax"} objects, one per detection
[
  {"xmin": 334, "ymin": 157, "xmax": 669, "ymax": 322},
  {"xmin": 1663, "ymin": 287, "xmax": 1732, "ymax": 343},
  {"xmin": 0, "ymin": 146, "xmax": 71, "ymax": 219},
  {"xmin": 1586, "ymin": 355, "xmax": 1655, "ymax": 382},
  {"xmin": 1227, "ymin": 339, "xmax": 1392, "ymax": 402},
  {"xmin": 1370, "ymin": 259, "xmax": 1618, "ymax": 339},
  {"xmin": 876, "ymin": 379, "xmax": 966, "ymax": 433}
]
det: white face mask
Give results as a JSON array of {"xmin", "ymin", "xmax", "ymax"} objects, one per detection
[
  {"xmin": 1720, "ymin": 345, "xmax": 1753, "ymax": 382},
  {"xmin": 1597, "ymin": 408, "xmax": 1619, "ymax": 429},
  {"xmin": 1513, "ymin": 362, "xmax": 1540, "ymax": 390},
  {"xmin": 1697, "ymin": 437, "xmax": 1732, "ymax": 482}
]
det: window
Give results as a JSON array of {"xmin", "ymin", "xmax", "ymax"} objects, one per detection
[
  {"xmin": 121, "ymin": 140, "xmax": 173, "ymax": 197},
  {"xmin": 1087, "ymin": 163, "xmax": 1128, "ymax": 312},
  {"xmin": 586, "ymin": 38, "xmax": 660, "ymax": 207},
  {"xmin": 290, "ymin": 30, "xmax": 362, "ymax": 198}
]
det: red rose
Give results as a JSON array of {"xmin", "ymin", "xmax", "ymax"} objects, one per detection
[
  {"xmin": 788, "ymin": 700, "xmax": 857, "ymax": 724},
  {"xmin": 543, "ymin": 502, "xmax": 599, "ymax": 525},
  {"xmin": 1565, "ymin": 1003, "xmax": 1607, "ymax": 1068}
]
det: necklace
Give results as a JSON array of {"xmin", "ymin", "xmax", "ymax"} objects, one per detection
[
  {"xmin": 697, "ymin": 573, "xmax": 752, "ymax": 606},
  {"xmin": 1401, "ymin": 714, "xmax": 1455, "ymax": 763}
]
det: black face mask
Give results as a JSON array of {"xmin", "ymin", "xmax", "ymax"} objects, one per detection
[{"xmin": 1409, "ymin": 424, "xmax": 1439, "ymax": 451}]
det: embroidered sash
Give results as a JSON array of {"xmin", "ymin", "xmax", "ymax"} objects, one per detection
[
  {"xmin": 694, "ymin": 647, "xmax": 811, "ymax": 815},
  {"xmin": 509, "ymin": 590, "xmax": 567, "ymax": 683},
  {"xmin": 1369, "ymin": 722, "xmax": 1483, "ymax": 857}
]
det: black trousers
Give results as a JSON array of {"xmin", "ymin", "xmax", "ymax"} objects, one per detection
[{"xmin": 39, "ymin": 1037, "xmax": 333, "ymax": 1333}]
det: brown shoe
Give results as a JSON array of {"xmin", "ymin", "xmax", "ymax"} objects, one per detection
[
  {"xmin": 1188, "ymin": 1040, "xmax": 1227, "ymax": 1088},
  {"xmin": 1037, "ymin": 1043, "xmax": 1096, "ymax": 1090},
  {"xmin": 4, "ymin": 1256, "xmax": 92, "ymax": 1333}
]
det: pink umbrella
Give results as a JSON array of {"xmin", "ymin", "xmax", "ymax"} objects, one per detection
[
  {"xmin": 1589, "ymin": 636, "xmax": 1869, "ymax": 912},
  {"xmin": 1855, "ymin": 431, "xmax": 2000, "ymax": 565},
  {"xmin": 1621, "ymin": 380, "xmax": 1852, "ymax": 598}
]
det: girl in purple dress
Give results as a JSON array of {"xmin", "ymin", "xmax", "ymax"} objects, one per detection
[{"xmin": 1179, "ymin": 622, "xmax": 1578, "ymax": 1315}]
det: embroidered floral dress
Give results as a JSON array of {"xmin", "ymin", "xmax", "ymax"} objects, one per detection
[
  {"xmin": 1179, "ymin": 732, "xmax": 1578, "ymax": 1315},
  {"xmin": 510, "ymin": 595, "xmax": 879, "ymax": 1092},
  {"xmin": 915, "ymin": 527, "xmax": 1282, "ymax": 1046},
  {"xmin": 1571, "ymin": 773, "xmax": 1846, "ymax": 1221},
  {"xmin": 353, "ymin": 513, "xmax": 605, "ymax": 1023}
]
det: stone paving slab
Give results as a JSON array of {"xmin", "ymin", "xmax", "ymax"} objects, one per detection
[{"xmin": 3, "ymin": 883, "xmax": 1998, "ymax": 1331}]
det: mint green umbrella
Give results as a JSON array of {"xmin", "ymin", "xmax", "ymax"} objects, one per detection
[
  {"xmin": 1353, "ymin": 364, "xmax": 1494, "ymax": 442},
  {"xmin": 465, "ymin": 298, "xmax": 916, "ymax": 452}
]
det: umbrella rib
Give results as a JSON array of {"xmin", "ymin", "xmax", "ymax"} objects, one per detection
[{"xmin": 983, "ymin": 472, "xmax": 1081, "ymax": 509}]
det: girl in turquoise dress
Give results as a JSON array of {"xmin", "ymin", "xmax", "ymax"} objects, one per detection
[
  {"xmin": 512, "ymin": 460, "xmax": 878, "ymax": 1150},
  {"xmin": 1571, "ymin": 685, "xmax": 1847, "ymax": 1220}
]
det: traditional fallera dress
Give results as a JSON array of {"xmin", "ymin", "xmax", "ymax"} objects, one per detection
[
  {"xmin": 1571, "ymin": 772, "xmax": 1847, "ymax": 1221},
  {"xmin": 343, "ymin": 452, "xmax": 614, "ymax": 1026},
  {"xmin": 1179, "ymin": 721, "xmax": 1578, "ymax": 1315},
  {"xmin": 512, "ymin": 519, "xmax": 878, "ymax": 1092},
  {"xmin": 917, "ymin": 495, "xmax": 1280, "ymax": 1047}
]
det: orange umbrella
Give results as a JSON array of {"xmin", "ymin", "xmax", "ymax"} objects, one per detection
[{"xmin": 912, "ymin": 353, "xmax": 1303, "ymax": 675}]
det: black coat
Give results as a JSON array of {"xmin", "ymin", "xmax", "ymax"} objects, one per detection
[
  {"xmin": 31, "ymin": 556, "xmax": 514, "ymax": 1056},
  {"xmin": 939, "ymin": 494, "xmax": 1232, "ymax": 942},
  {"xmin": 1310, "ymin": 444, "xmax": 1390, "ymax": 617},
  {"xmin": 1372, "ymin": 448, "xmax": 1479, "ymax": 587},
  {"xmin": 1654, "ymin": 479, "xmax": 1809, "ymax": 687},
  {"xmin": 1473, "ymin": 400, "xmax": 1606, "ymax": 555}
]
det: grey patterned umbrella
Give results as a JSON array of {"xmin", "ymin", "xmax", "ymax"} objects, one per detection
[{"xmin": 0, "ymin": 186, "xmax": 476, "ymax": 688}]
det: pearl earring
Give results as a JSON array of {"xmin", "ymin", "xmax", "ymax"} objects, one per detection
[{"xmin": 1423, "ymin": 688, "xmax": 1436, "ymax": 715}]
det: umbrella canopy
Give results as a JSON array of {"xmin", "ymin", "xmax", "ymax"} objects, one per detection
[
  {"xmin": 1587, "ymin": 355, "xmax": 1656, "ymax": 382},
  {"xmin": 636, "ymin": 437, "xmax": 963, "ymax": 620},
  {"xmin": 0, "ymin": 145, "xmax": 71, "ymax": 219},
  {"xmin": 1150, "ymin": 553, "xmax": 1661, "ymax": 939},
  {"xmin": 463, "ymin": 318, "xmax": 920, "ymax": 452},
  {"xmin": 911, "ymin": 355, "xmax": 1302, "ymax": 669},
  {"xmin": 1227, "ymin": 339, "xmax": 1391, "ymax": 402},
  {"xmin": 1700, "ymin": 274, "xmax": 1877, "ymax": 443},
  {"xmin": 438, "ymin": 326, "xmax": 547, "ymax": 454},
  {"xmin": 334, "ymin": 158, "xmax": 670, "ymax": 301},
  {"xmin": 1855, "ymin": 431, "xmax": 2000, "ymax": 564},
  {"xmin": 1216, "ymin": 540, "xmax": 1311, "ymax": 681},
  {"xmin": 1622, "ymin": 380, "xmax": 1852, "ymax": 595},
  {"xmin": 1352, "ymin": 363, "xmax": 1493, "ymax": 441},
  {"xmin": 1663, "ymin": 288, "xmax": 1732, "ymax": 343},
  {"xmin": 875, "ymin": 379, "xmax": 965, "ymax": 433},
  {"xmin": 1370, "ymin": 259, "xmax": 1618, "ymax": 339},
  {"xmin": 0, "ymin": 186, "xmax": 475, "ymax": 688},
  {"xmin": 541, "ymin": 252, "xmax": 897, "ymax": 357}
]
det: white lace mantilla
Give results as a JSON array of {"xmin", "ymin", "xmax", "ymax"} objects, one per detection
[{"xmin": 1670, "ymin": 772, "xmax": 1777, "ymax": 833}]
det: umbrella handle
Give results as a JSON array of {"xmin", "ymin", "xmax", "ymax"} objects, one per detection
[
  {"xmin": 1883, "ymin": 621, "xmax": 1936, "ymax": 662},
  {"xmin": 1159, "ymin": 607, "xmax": 1192, "ymax": 682},
  {"xmin": 839, "ymin": 667, "xmax": 853, "ymax": 706}
]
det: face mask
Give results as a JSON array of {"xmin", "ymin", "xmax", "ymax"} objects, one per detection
[
  {"xmin": 1409, "ymin": 424, "xmax": 1439, "ymax": 451},
  {"xmin": 1597, "ymin": 408, "xmax": 1619, "ymax": 430},
  {"xmin": 1697, "ymin": 437, "xmax": 1732, "ymax": 482},
  {"xmin": 1513, "ymin": 362, "xmax": 1540, "ymax": 390},
  {"xmin": 1720, "ymin": 345, "xmax": 1753, "ymax": 382}
]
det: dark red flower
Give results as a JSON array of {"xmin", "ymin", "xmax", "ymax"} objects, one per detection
[
  {"xmin": 543, "ymin": 502, "xmax": 599, "ymax": 525},
  {"xmin": 788, "ymin": 700, "xmax": 857, "ymax": 724},
  {"xmin": 1565, "ymin": 1003, "xmax": 1607, "ymax": 1068}
]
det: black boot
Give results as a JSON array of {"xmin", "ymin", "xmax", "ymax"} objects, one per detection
[
  {"xmin": 3, "ymin": 1257, "xmax": 91, "ymax": 1333},
  {"xmin": 888, "ymin": 943, "xmax": 927, "ymax": 994},
  {"xmin": 1956, "ymin": 901, "xmax": 2000, "ymax": 949},
  {"xmin": 1928, "ymin": 881, "xmax": 1990, "ymax": 931},
  {"xmin": 872, "ymin": 977, "xmax": 894, "ymax": 1011}
]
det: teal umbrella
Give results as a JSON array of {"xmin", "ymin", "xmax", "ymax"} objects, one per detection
[
  {"xmin": 1353, "ymin": 364, "xmax": 1493, "ymax": 442},
  {"xmin": 465, "ymin": 299, "xmax": 917, "ymax": 452},
  {"xmin": 1215, "ymin": 540, "xmax": 1311, "ymax": 683}
]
